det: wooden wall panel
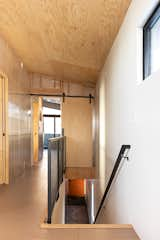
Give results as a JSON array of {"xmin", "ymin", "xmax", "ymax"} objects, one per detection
[
  {"xmin": 30, "ymin": 73, "xmax": 95, "ymax": 96},
  {"xmin": 62, "ymin": 98, "xmax": 93, "ymax": 167},
  {"xmin": 32, "ymin": 97, "xmax": 43, "ymax": 163},
  {"xmin": 0, "ymin": 35, "xmax": 31, "ymax": 182},
  {"xmin": 0, "ymin": 75, "xmax": 4, "ymax": 183},
  {"xmin": 32, "ymin": 98, "xmax": 39, "ymax": 163},
  {"xmin": 0, "ymin": 73, "xmax": 9, "ymax": 184}
]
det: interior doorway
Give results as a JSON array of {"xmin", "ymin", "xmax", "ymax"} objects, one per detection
[
  {"xmin": 0, "ymin": 72, "xmax": 8, "ymax": 184},
  {"xmin": 43, "ymin": 97, "xmax": 61, "ymax": 149}
]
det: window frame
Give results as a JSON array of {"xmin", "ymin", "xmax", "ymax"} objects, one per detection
[{"xmin": 143, "ymin": 3, "xmax": 160, "ymax": 80}]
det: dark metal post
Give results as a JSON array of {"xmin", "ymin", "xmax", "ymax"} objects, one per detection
[
  {"xmin": 53, "ymin": 117, "xmax": 56, "ymax": 138},
  {"xmin": 47, "ymin": 141, "xmax": 52, "ymax": 224},
  {"xmin": 47, "ymin": 136, "xmax": 66, "ymax": 224},
  {"xmin": 62, "ymin": 92, "xmax": 65, "ymax": 103},
  {"xmin": 89, "ymin": 94, "xmax": 92, "ymax": 104}
]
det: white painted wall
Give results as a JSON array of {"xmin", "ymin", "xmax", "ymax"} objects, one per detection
[{"xmin": 95, "ymin": 1, "xmax": 160, "ymax": 239}]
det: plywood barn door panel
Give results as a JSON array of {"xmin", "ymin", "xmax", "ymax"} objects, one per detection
[{"xmin": 62, "ymin": 98, "xmax": 93, "ymax": 167}]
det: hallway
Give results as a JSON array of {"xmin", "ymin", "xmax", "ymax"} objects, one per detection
[
  {"xmin": 0, "ymin": 153, "xmax": 85, "ymax": 239},
  {"xmin": 1, "ymin": 0, "xmax": 159, "ymax": 238},
  {"xmin": 0, "ymin": 152, "xmax": 65, "ymax": 240}
]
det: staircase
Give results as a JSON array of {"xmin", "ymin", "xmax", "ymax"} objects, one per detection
[{"xmin": 44, "ymin": 142, "xmax": 140, "ymax": 240}]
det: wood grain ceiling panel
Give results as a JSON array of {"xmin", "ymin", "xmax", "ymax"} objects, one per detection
[{"xmin": 0, "ymin": 0, "xmax": 131, "ymax": 85}]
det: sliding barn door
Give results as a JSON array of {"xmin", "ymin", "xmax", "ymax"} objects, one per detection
[
  {"xmin": 62, "ymin": 98, "xmax": 93, "ymax": 167},
  {"xmin": 0, "ymin": 74, "xmax": 8, "ymax": 184}
]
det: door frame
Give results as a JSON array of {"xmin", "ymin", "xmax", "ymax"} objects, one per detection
[
  {"xmin": 31, "ymin": 96, "xmax": 40, "ymax": 165},
  {"xmin": 0, "ymin": 71, "xmax": 9, "ymax": 184},
  {"xmin": 31, "ymin": 96, "xmax": 43, "ymax": 165},
  {"xmin": 31, "ymin": 95, "xmax": 61, "ymax": 164}
]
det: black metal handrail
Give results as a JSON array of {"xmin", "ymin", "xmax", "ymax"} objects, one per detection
[
  {"xmin": 94, "ymin": 145, "xmax": 131, "ymax": 224},
  {"xmin": 47, "ymin": 136, "xmax": 66, "ymax": 224}
]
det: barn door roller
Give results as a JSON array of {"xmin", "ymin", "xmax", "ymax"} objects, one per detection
[{"xmin": 30, "ymin": 92, "xmax": 94, "ymax": 103}]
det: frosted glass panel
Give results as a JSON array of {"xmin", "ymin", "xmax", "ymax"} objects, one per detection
[
  {"xmin": 44, "ymin": 117, "xmax": 54, "ymax": 133},
  {"xmin": 151, "ymin": 17, "xmax": 160, "ymax": 73},
  {"xmin": 43, "ymin": 107, "xmax": 60, "ymax": 115},
  {"xmin": 55, "ymin": 117, "xmax": 61, "ymax": 135}
]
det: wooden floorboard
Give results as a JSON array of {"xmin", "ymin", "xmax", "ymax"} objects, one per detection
[
  {"xmin": 40, "ymin": 224, "xmax": 140, "ymax": 240},
  {"xmin": 65, "ymin": 167, "xmax": 96, "ymax": 179}
]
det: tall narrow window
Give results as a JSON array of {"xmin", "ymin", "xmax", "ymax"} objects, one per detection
[{"xmin": 143, "ymin": 4, "xmax": 160, "ymax": 79}]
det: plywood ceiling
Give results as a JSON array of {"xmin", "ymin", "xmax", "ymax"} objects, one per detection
[{"xmin": 0, "ymin": 0, "xmax": 131, "ymax": 86}]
